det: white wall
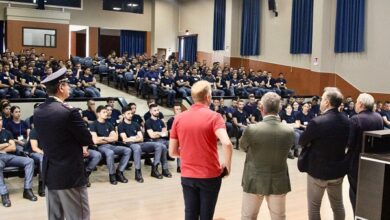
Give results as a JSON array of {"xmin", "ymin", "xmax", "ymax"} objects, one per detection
[
  {"xmin": 153, "ymin": 0, "xmax": 179, "ymax": 54},
  {"xmin": 69, "ymin": 0, "xmax": 153, "ymax": 31}
]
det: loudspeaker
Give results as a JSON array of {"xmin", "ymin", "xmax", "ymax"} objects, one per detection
[
  {"xmin": 268, "ymin": 0, "xmax": 276, "ymax": 11},
  {"xmin": 37, "ymin": 0, "xmax": 45, "ymax": 10}
]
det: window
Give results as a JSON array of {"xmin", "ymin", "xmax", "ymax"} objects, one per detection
[
  {"xmin": 23, "ymin": 28, "xmax": 56, "ymax": 47},
  {"xmin": 103, "ymin": 0, "xmax": 144, "ymax": 14},
  {"xmin": 0, "ymin": 0, "xmax": 82, "ymax": 9}
]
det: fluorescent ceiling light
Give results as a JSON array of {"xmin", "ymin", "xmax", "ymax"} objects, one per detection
[
  {"xmin": 113, "ymin": 7, "xmax": 122, "ymax": 11},
  {"xmin": 127, "ymin": 3, "xmax": 139, "ymax": 7}
]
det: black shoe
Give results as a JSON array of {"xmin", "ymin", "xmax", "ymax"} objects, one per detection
[
  {"xmin": 144, "ymin": 158, "xmax": 153, "ymax": 166},
  {"xmin": 167, "ymin": 155, "xmax": 175, "ymax": 161},
  {"xmin": 109, "ymin": 174, "xmax": 118, "ymax": 185},
  {"xmin": 85, "ymin": 171, "xmax": 92, "ymax": 188},
  {"xmin": 116, "ymin": 170, "xmax": 128, "ymax": 183},
  {"xmin": 162, "ymin": 169, "xmax": 172, "ymax": 178},
  {"xmin": 38, "ymin": 181, "xmax": 45, "ymax": 197},
  {"xmin": 177, "ymin": 166, "xmax": 181, "ymax": 173},
  {"xmin": 288, "ymin": 151, "xmax": 295, "ymax": 159},
  {"xmin": 135, "ymin": 169, "xmax": 144, "ymax": 183},
  {"xmin": 125, "ymin": 162, "xmax": 132, "ymax": 170},
  {"xmin": 294, "ymin": 148, "xmax": 301, "ymax": 157},
  {"xmin": 151, "ymin": 165, "xmax": 163, "ymax": 179},
  {"xmin": 23, "ymin": 189, "xmax": 38, "ymax": 201},
  {"xmin": 1, "ymin": 194, "xmax": 11, "ymax": 207}
]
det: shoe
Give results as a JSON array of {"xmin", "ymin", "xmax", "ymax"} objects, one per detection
[
  {"xmin": 85, "ymin": 171, "xmax": 91, "ymax": 188},
  {"xmin": 116, "ymin": 170, "xmax": 128, "ymax": 183},
  {"xmin": 144, "ymin": 158, "xmax": 153, "ymax": 166},
  {"xmin": 162, "ymin": 169, "xmax": 172, "ymax": 178},
  {"xmin": 177, "ymin": 166, "xmax": 181, "ymax": 173},
  {"xmin": 135, "ymin": 169, "xmax": 144, "ymax": 183},
  {"xmin": 38, "ymin": 181, "xmax": 45, "ymax": 197},
  {"xmin": 151, "ymin": 165, "xmax": 163, "ymax": 179},
  {"xmin": 167, "ymin": 155, "xmax": 175, "ymax": 161},
  {"xmin": 288, "ymin": 151, "xmax": 295, "ymax": 159},
  {"xmin": 125, "ymin": 162, "xmax": 132, "ymax": 170},
  {"xmin": 294, "ymin": 148, "xmax": 301, "ymax": 157},
  {"xmin": 23, "ymin": 189, "xmax": 38, "ymax": 201},
  {"xmin": 109, "ymin": 174, "xmax": 117, "ymax": 185},
  {"xmin": 1, "ymin": 194, "xmax": 11, "ymax": 207}
]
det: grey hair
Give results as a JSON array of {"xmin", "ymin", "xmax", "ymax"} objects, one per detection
[
  {"xmin": 260, "ymin": 92, "xmax": 281, "ymax": 114},
  {"xmin": 323, "ymin": 87, "xmax": 344, "ymax": 108},
  {"xmin": 357, "ymin": 93, "xmax": 375, "ymax": 111}
]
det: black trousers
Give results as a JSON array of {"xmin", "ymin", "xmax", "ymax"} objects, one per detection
[
  {"xmin": 348, "ymin": 172, "xmax": 357, "ymax": 214},
  {"xmin": 181, "ymin": 176, "xmax": 222, "ymax": 220}
]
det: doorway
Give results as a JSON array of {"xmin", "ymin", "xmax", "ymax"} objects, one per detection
[
  {"xmin": 69, "ymin": 25, "xmax": 89, "ymax": 57},
  {"xmin": 157, "ymin": 48, "xmax": 166, "ymax": 60}
]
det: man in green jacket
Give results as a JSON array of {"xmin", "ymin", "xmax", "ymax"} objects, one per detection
[{"xmin": 240, "ymin": 92, "xmax": 295, "ymax": 220}]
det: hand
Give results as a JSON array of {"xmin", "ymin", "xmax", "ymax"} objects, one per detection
[
  {"xmin": 83, "ymin": 148, "xmax": 89, "ymax": 157},
  {"xmin": 220, "ymin": 163, "xmax": 230, "ymax": 178}
]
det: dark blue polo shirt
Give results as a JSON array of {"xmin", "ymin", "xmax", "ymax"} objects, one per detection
[
  {"xmin": 252, "ymin": 109, "xmax": 263, "ymax": 122},
  {"xmin": 81, "ymin": 74, "xmax": 94, "ymax": 83},
  {"xmin": 189, "ymin": 75, "xmax": 201, "ymax": 86},
  {"xmin": 68, "ymin": 75, "xmax": 80, "ymax": 86},
  {"xmin": 115, "ymin": 64, "xmax": 126, "ymax": 71},
  {"xmin": 275, "ymin": 78, "xmax": 287, "ymax": 87},
  {"xmin": 5, "ymin": 120, "xmax": 29, "ymax": 139},
  {"xmin": 240, "ymin": 78, "xmax": 251, "ymax": 86},
  {"xmin": 230, "ymin": 79, "xmax": 240, "ymax": 87},
  {"xmin": 244, "ymin": 103, "xmax": 256, "ymax": 116},
  {"xmin": 0, "ymin": 128, "xmax": 13, "ymax": 144},
  {"xmin": 0, "ymin": 73, "xmax": 15, "ymax": 85},
  {"xmin": 203, "ymin": 75, "xmax": 216, "ymax": 83},
  {"xmin": 296, "ymin": 111, "xmax": 314, "ymax": 129},
  {"xmin": 89, "ymin": 120, "xmax": 115, "ymax": 138},
  {"xmin": 167, "ymin": 117, "xmax": 175, "ymax": 131},
  {"xmin": 131, "ymin": 114, "xmax": 144, "ymax": 126},
  {"xmin": 118, "ymin": 121, "xmax": 141, "ymax": 139},
  {"xmin": 381, "ymin": 110, "xmax": 390, "ymax": 128},
  {"xmin": 82, "ymin": 110, "xmax": 97, "ymax": 121},
  {"xmin": 21, "ymin": 73, "xmax": 39, "ymax": 86},
  {"xmin": 25, "ymin": 128, "xmax": 39, "ymax": 153},
  {"xmin": 144, "ymin": 118, "xmax": 165, "ymax": 139},
  {"xmin": 175, "ymin": 75, "xmax": 189, "ymax": 87},
  {"xmin": 233, "ymin": 110, "xmax": 248, "ymax": 125},
  {"xmin": 161, "ymin": 77, "xmax": 174, "ymax": 87},
  {"xmin": 280, "ymin": 112, "xmax": 296, "ymax": 124},
  {"xmin": 145, "ymin": 71, "xmax": 159, "ymax": 82}
]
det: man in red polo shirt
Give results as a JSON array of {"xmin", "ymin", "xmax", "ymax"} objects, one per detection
[{"xmin": 169, "ymin": 80, "xmax": 233, "ymax": 220}]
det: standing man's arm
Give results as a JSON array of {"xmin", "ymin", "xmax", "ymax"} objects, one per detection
[
  {"xmin": 298, "ymin": 120, "xmax": 318, "ymax": 147},
  {"xmin": 215, "ymin": 128, "xmax": 233, "ymax": 175},
  {"xmin": 169, "ymin": 138, "xmax": 180, "ymax": 157},
  {"xmin": 68, "ymin": 109, "xmax": 94, "ymax": 147},
  {"xmin": 239, "ymin": 127, "xmax": 250, "ymax": 152}
]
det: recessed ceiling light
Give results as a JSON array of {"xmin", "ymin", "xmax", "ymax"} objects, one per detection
[
  {"xmin": 113, "ymin": 7, "xmax": 122, "ymax": 11},
  {"xmin": 127, "ymin": 3, "xmax": 139, "ymax": 7}
]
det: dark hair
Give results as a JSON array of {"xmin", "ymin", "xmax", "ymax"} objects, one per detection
[
  {"xmin": 105, "ymin": 104, "xmax": 112, "ymax": 109},
  {"xmin": 106, "ymin": 97, "xmax": 115, "ymax": 102},
  {"xmin": 45, "ymin": 83, "xmax": 60, "ymax": 96},
  {"xmin": 10, "ymin": 106, "xmax": 20, "ymax": 113},
  {"xmin": 173, "ymin": 103, "xmax": 181, "ymax": 108},
  {"xmin": 128, "ymin": 102, "xmax": 136, "ymax": 108},
  {"xmin": 122, "ymin": 106, "xmax": 132, "ymax": 114},
  {"xmin": 149, "ymin": 103, "xmax": 158, "ymax": 110},
  {"xmin": 33, "ymin": 103, "xmax": 41, "ymax": 109},
  {"xmin": 96, "ymin": 105, "xmax": 106, "ymax": 113}
]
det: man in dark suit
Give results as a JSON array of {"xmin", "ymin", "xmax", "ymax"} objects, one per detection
[
  {"xmin": 347, "ymin": 93, "xmax": 383, "ymax": 213},
  {"xmin": 34, "ymin": 68, "xmax": 93, "ymax": 220},
  {"xmin": 299, "ymin": 87, "xmax": 350, "ymax": 220}
]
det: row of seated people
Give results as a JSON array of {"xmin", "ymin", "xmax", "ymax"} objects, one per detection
[
  {"xmin": 0, "ymin": 98, "xmax": 182, "ymax": 207},
  {"xmin": 0, "ymin": 49, "xmax": 102, "ymax": 99},
  {"xmin": 215, "ymin": 94, "xmax": 389, "ymax": 158},
  {"xmin": 96, "ymin": 52, "xmax": 295, "ymax": 106}
]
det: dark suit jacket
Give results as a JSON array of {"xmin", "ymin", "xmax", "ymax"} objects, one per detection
[
  {"xmin": 299, "ymin": 108, "xmax": 350, "ymax": 180},
  {"xmin": 34, "ymin": 97, "xmax": 93, "ymax": 190},
  {"xmin": 347, "ymin": 110, "xmax": 383, "ymax": 178}
]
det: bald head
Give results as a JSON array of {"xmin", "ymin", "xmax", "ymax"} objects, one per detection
[{"xmin": 191, "ymin": 80, "xmax": 212, "ymax": 103}]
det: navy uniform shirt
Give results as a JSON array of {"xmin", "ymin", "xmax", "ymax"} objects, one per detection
[
  {"xmin": 132, "ymin": 114, "xmax": 144, "ymax": 126},
  {"xmin": 144, "ymin": 118, "xmax": 165, "ymax": 140},
  {"xmin": 5, "ymin": 120, "xmax": 29, "ymax": 139},
  {"xmin": 380, "ymin": 110, "xmax": 390, "ymax": 128},
  {"xmin": 275, "ymin": 78, "xmax": 287, "ymax": 88},
  {"xmin": 21, "ymin": 73, "xmax": 40, "ymax": 86},
  {"xmin": 161, "ymin": 77, "xmax": 174, "ymax": 87},
  {"xmin": 25, "ymin": 128, "xmax": 39, "ymax": 153},
  {"xmin": 0, "ymin": 128, "xmax": 13, "ymax": 144},
  {"xmin": 82, "ymin": 110, "xmax": 97, "ymax": 121},
  {"xmin": 117, "ymin": 121, "xmax": 141, "ymax": 141},
  {"xmin": 175, "ymin": 75, "xmax": 189, "ymax": 87},
  {"xmin": 189, "ymin": 75, "xmax": 201, "ymax": 86},
  {"xmin": 145, "ymin": 71, "xmax": 159, "ymax": 82},
  {"xmin": 230, "ymin": 79, "xmax": 240, "ymax": 88},
  {"xmin": 296, "ymin": 111, "xmax": 315, "ymax": 129},
  {"xmin": 244, "ymin": 103, "xmax": 257, "ymax": 116},
  {"xmin": 0, "ymin": 72, "xmax": 16, "ymax": 86},
  {"xmin": 68, "ymin": 75, "xmax": 80, "ymax": 86},
  {"xmin": 89, "ymin": 120, "xmax": 115, "ymax": 141},
  {"xmin": 203, "ymin": 75, "xmax": 216, "ymax": 83},
  {"xmin": 167, "ymin": 117, "xmax": 175, "ymax": 131},
  {"xmin": 233, "ymin": 110, "xmax": 248, "ymax": 125},
  {"xmin": 280, "ymin": 112, "xmax": 296, "ymax": 124},
  {"xmin": 252, "ymin": 109, "xmax": 263, "ymax": 122},
  {"xmin": 81, "ymin": 74, "xmax": 94, "ymax": 84},
  {"xmin": 112, "ymin": 108, "xmax": 121, "ymax": 122}
]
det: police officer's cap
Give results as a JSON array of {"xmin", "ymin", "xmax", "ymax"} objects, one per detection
[{"xmin": 41, "ymin": 67, "xmax": 68, "ymax": 85}]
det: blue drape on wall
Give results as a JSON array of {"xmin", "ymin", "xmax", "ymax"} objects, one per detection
[
  {"xmin": 240, "ymin": 0, "xmax": 261, "ymax": 56},
  {"xmin": 179, "ymin": 35, "xmax": 197, "ymax": 64},
  {"xmin": 335, "ymin": 0, "xmax": 365, "ymax": 53},
  {"xmin": 290, "ymin": 0, "xmax": 313, "ymax": 54},
  {"xmin": 0, "ymin": 21, "xmax": 4, "ymax": 54},
  {"xmin": 213, "ymin": 0, "xmax": 226, "ymax": 51},
  {"xmin": 120, "ymin": 30, "xmax": 146, "ymax": 56}
]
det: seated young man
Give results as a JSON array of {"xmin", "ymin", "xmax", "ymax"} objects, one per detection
[
  {"xmin": 144, "ymin": 66, "xmax": 160, "ymax": 101},
  {"xmin": 81, "ymin": 67, "xmax": 101, "ymax": 98},
  {"xmin": 160, "ymin": 70, "xmax": 177, "ymax": 108},
  {"xmin": 20, "ymin": 65, "xmax": 47, "ymax": 98},
  {"xmin": 166, "ymin": 104, "xmax": 182, "ymax": 173},
  {"xmin": 89, "ymin": 106, "xmax": 131, "ymax": 185},
  {"xmin": 118, "ymin": 106, "xmax": 168, "ymax": 182},
  {"xmin": 0, "ymin": 64, "xmax": 20, "ymax": 99},
  {"xmin": 275, "ymin": 72, "xmax": 294, "ymax": 97},
  {"xmin": 144, "ymin": 104, "xmax": 172, "ymax": 177},
  {"xmin": 232, "ymin": 100, "xmax": 250, "ymax": 149},
  {"xmin": 175, "ymin": 69, "xmax": 191, "ymax": 98},
  {"xmin": 0, "ymin": 115, "xmax": 37, "ymax": 207},
  {"xmin": 82, "ymin": 99, "xmax": 97, "ymax": 124}
]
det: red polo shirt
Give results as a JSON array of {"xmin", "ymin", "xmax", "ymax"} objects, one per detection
[{"xmin": 170, "ymin": 103, "xmax": 226, "ymax": 178}]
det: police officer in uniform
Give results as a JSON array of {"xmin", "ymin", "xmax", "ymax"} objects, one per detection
[{"xmin": 34, "ymin": 68, "xmax": 93, "ymax": 220}]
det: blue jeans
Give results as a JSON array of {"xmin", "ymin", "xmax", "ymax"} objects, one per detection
[
  {"xmin": 0, "ymin": 153, "xmax": 34, "ymax": 194},
  {"xmin": 85, "ymin": 149, "xmax": 102, "ymax": 172},
  {"xmin": 148, "ymin": 84, "xmax": 158, "ymax": 98},
  {"xmin": 151, "ymin": 139, "xmax": 169, "ymax": 169},
  {"xmin": 177, "ymin": 87, "xmax": 191, "ymax": 98},
  {"xmin": 212, "ymin": 89, "xmax": 225, "ymax": 97},
  {"xmin": 97, "ymin": 144, "xmax": 131, "ymax": 175},
  {"xmin": 84, "ymin": 87, "xmax": 101, "ymax": 97},
  {"xmin": 181, "ymin": 176, "xmax": 222, "ymax": 220},
  {"xmin": 70, "ymin": 88, "xmax": 85, "ymax": 98},
  {"xmin": 126, "ymin": 142, "xmax": 164, "ymax": 170},
  {"xmin": 30, "ymin": 152, "xmax": 43, "ymax": 180},
  {"xmin": 125, "ymin": 72, "xmax": 134, "ymax": 81},
  {"xmin": 163, "ymin": 89, "xmax": 177, "ymax": 106},
  {"xmin": 24, "ymin": 88, "xmax": 47, "ymax": 98},
  {"xmin": 0, "ymin": 88, "xmax": 20, "ymax": 98},
  {"xmin": 228, "ymin": 87, "xmax": 236, "ymax": 96}
]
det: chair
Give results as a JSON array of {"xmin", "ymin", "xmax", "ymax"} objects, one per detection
[{"xmin": 98, "ymin": 65, "xmax": 110, "ymax": 85}]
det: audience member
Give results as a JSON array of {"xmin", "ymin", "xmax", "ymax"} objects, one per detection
[{"xmin": 6, "ymin": 106, "xmax": 30, "ymax": 154}]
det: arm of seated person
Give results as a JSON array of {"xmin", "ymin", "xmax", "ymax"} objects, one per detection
[
  {"xmin": 0, "ymin": 140, "xmax": 16, "ymax": 153},
  {"xmin": 104, "ymin": 130, "xmax": 118, "ymax": 143},
  {"xmin": 91, "ymin": 132, "xmax": 108, "ymax": 145},
  {"xmin": 147, "ymin": 129, "xmax": 161, "ymax": 139},
  {"xmin": 30, "ymin": 139, "xmax": 44, "ymax": 154}
]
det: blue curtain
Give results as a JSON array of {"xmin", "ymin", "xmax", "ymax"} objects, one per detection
[
  {"xmin": 0, "ymin": 21, "xmax": 3, "ymax": 54},
  {"xmin": 335, "ymin": 0, "xmax": 365, "ymax": 53},
  {"xmin": 120, "ymin": 30, "xmax": 146, "ymax": 56},
  {"xmin": 213, "ymin": 0, "xmax": 226, "ymax": 51},
  {"xmin": 179, "ymin": 35, "xmax": 197, "ymax": 64},
  {"xmin": 290, "ymin": 0, "xmax": 313, "ymax": 54},
  {"xmin": 240, "ymin": 0, "xmax": 261, "ymax": 56}
]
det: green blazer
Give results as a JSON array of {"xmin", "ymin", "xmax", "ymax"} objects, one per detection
[{"xmin": 240, "ymin": 115, "xmax": 295, "ymax": 195}]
